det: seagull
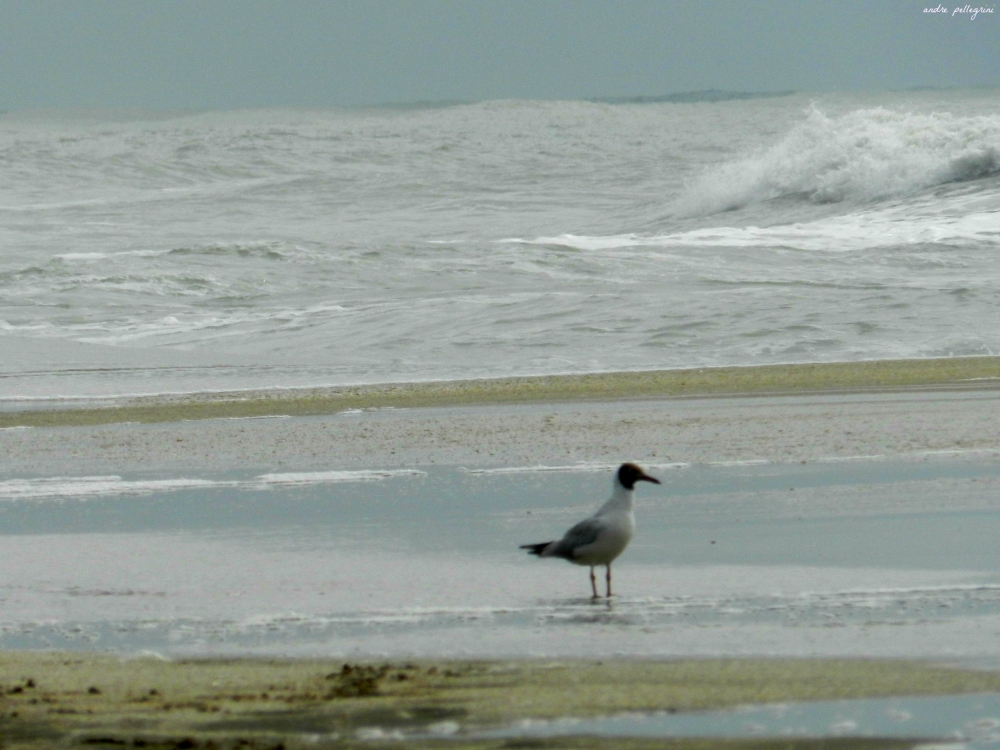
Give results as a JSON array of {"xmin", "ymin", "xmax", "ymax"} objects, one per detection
[{"xmin": 520, "ymin": 462, "xmax": 660, "ymax": 599}]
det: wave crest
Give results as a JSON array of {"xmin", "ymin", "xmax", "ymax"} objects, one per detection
[{"xmin": 676, "ymin": 106, "xmax": 1000, "ymax": 215}]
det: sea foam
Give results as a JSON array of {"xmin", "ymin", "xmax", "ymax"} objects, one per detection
[
  {"xmin": 676, "ymin": 106, "xmax": 1000, "ymax": 215},
  {"xmin": 0, "ymin": 469, "xmax": 426, "ymax": 501}
]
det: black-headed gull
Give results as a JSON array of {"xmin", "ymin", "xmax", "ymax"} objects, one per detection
[{"xmin": 520, "ymin": 462, "xmax": 660, "ymax": 598}]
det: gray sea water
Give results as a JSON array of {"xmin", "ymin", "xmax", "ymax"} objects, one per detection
[{"xmin": 2, "ymin": 89, "xmax": 1000, "ymax": 401}]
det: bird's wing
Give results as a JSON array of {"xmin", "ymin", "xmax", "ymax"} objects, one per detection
[{"xmin": 549, "ymin": 516, "xmax": 605, "ymax": 559}]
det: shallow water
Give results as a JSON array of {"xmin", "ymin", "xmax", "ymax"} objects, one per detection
[
  {"xmin": 2, "ymin": 454, "xmax": 1000, "ymax": 658},
  {"xmin": 489, "ymin": 693, "xmax": 1000, "ymax": 746}
]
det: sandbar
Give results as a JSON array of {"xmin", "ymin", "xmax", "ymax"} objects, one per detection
[
  {"xmin": 4, "ymin": 363, "xmax": 1000, "ymax": 477},
  {"xmin": 4, "ymin": 356, "xmax": 1000, "ymax": 429}
]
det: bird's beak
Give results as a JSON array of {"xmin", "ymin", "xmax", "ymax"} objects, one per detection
[{"xmin": 639, "ymin": 472, "xmax": 660, "ymax": 485}]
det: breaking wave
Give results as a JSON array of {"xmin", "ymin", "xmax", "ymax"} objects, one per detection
[{"xmin": 677, "ymin": 106, "xmax": 1000, "ymax": 215}]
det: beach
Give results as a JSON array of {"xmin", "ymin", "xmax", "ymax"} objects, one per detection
[
  {"xmin": 4, "ymin": 358, "xmax": 1000, "ymax": 475},
  {"xmin": 4, "ymin": 362, "xmax": 1000, "ymax": 745},
  {"xmin": 3, "ymin": 91, "xmax": 1000, "ymax": 746}
]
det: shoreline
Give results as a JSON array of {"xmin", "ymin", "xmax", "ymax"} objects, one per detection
[
  {"xmin": 5, "ymin": 365, "xmax": 1000, "ymax": 745},
  {"xmin": 1, "ymin": 654, "xmax": 998, "ymax": 749},
  {"xmin": 4, "ymin": 356, "xmax": 1000, "ymax": 429}
]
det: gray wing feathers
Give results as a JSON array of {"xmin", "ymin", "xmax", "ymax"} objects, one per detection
[{"xmin": 549, "ymin": 517, "xmax": 603, "ymax": 559}]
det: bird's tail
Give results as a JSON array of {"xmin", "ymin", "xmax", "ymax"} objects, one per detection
[{"xmin": 520, "ymin": 541, "xmax": 553, "ymax": 556}]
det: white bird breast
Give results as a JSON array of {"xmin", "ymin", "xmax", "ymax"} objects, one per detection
[{"xmin": 568, "ymin": 513, "xmax": 635, "ymax": 566}]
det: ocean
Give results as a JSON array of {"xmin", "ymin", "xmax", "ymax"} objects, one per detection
[{"xmin": 1, "ymin": 89, "xmax": 999, "ymax": 401}]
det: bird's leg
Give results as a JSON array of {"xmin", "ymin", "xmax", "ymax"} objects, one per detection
[
  {"xmin": 589, "ymin": 567, "xmax": 598, "ymax": 599},
  {"xmin": 606, "ymin": 564, "xmax": 613, "ymax": 598}
]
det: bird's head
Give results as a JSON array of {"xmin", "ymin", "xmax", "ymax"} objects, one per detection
[{"xmin": 616, "ymin": 462, "xmax": 660, "ymax": 490}]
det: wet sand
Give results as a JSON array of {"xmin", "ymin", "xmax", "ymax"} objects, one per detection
[
  {"xmin": 5, "ymin": 358, "xmax": 1000, "ymax": 747},
  {"xmin": 3, "ymin": 355, "xmax": 1000, "ymax": 429},
  {"xmin": 5, "ymin": 370, "xmax": 1000, "ymax": 478},
  {"xmin": 1, "ymin": 654, "xmax": 996, "ymax": 748}
]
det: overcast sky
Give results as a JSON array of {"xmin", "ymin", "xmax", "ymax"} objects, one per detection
[{"xmin": 1, "ymin": 0, "xmax": 997, "ymax": 111}]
